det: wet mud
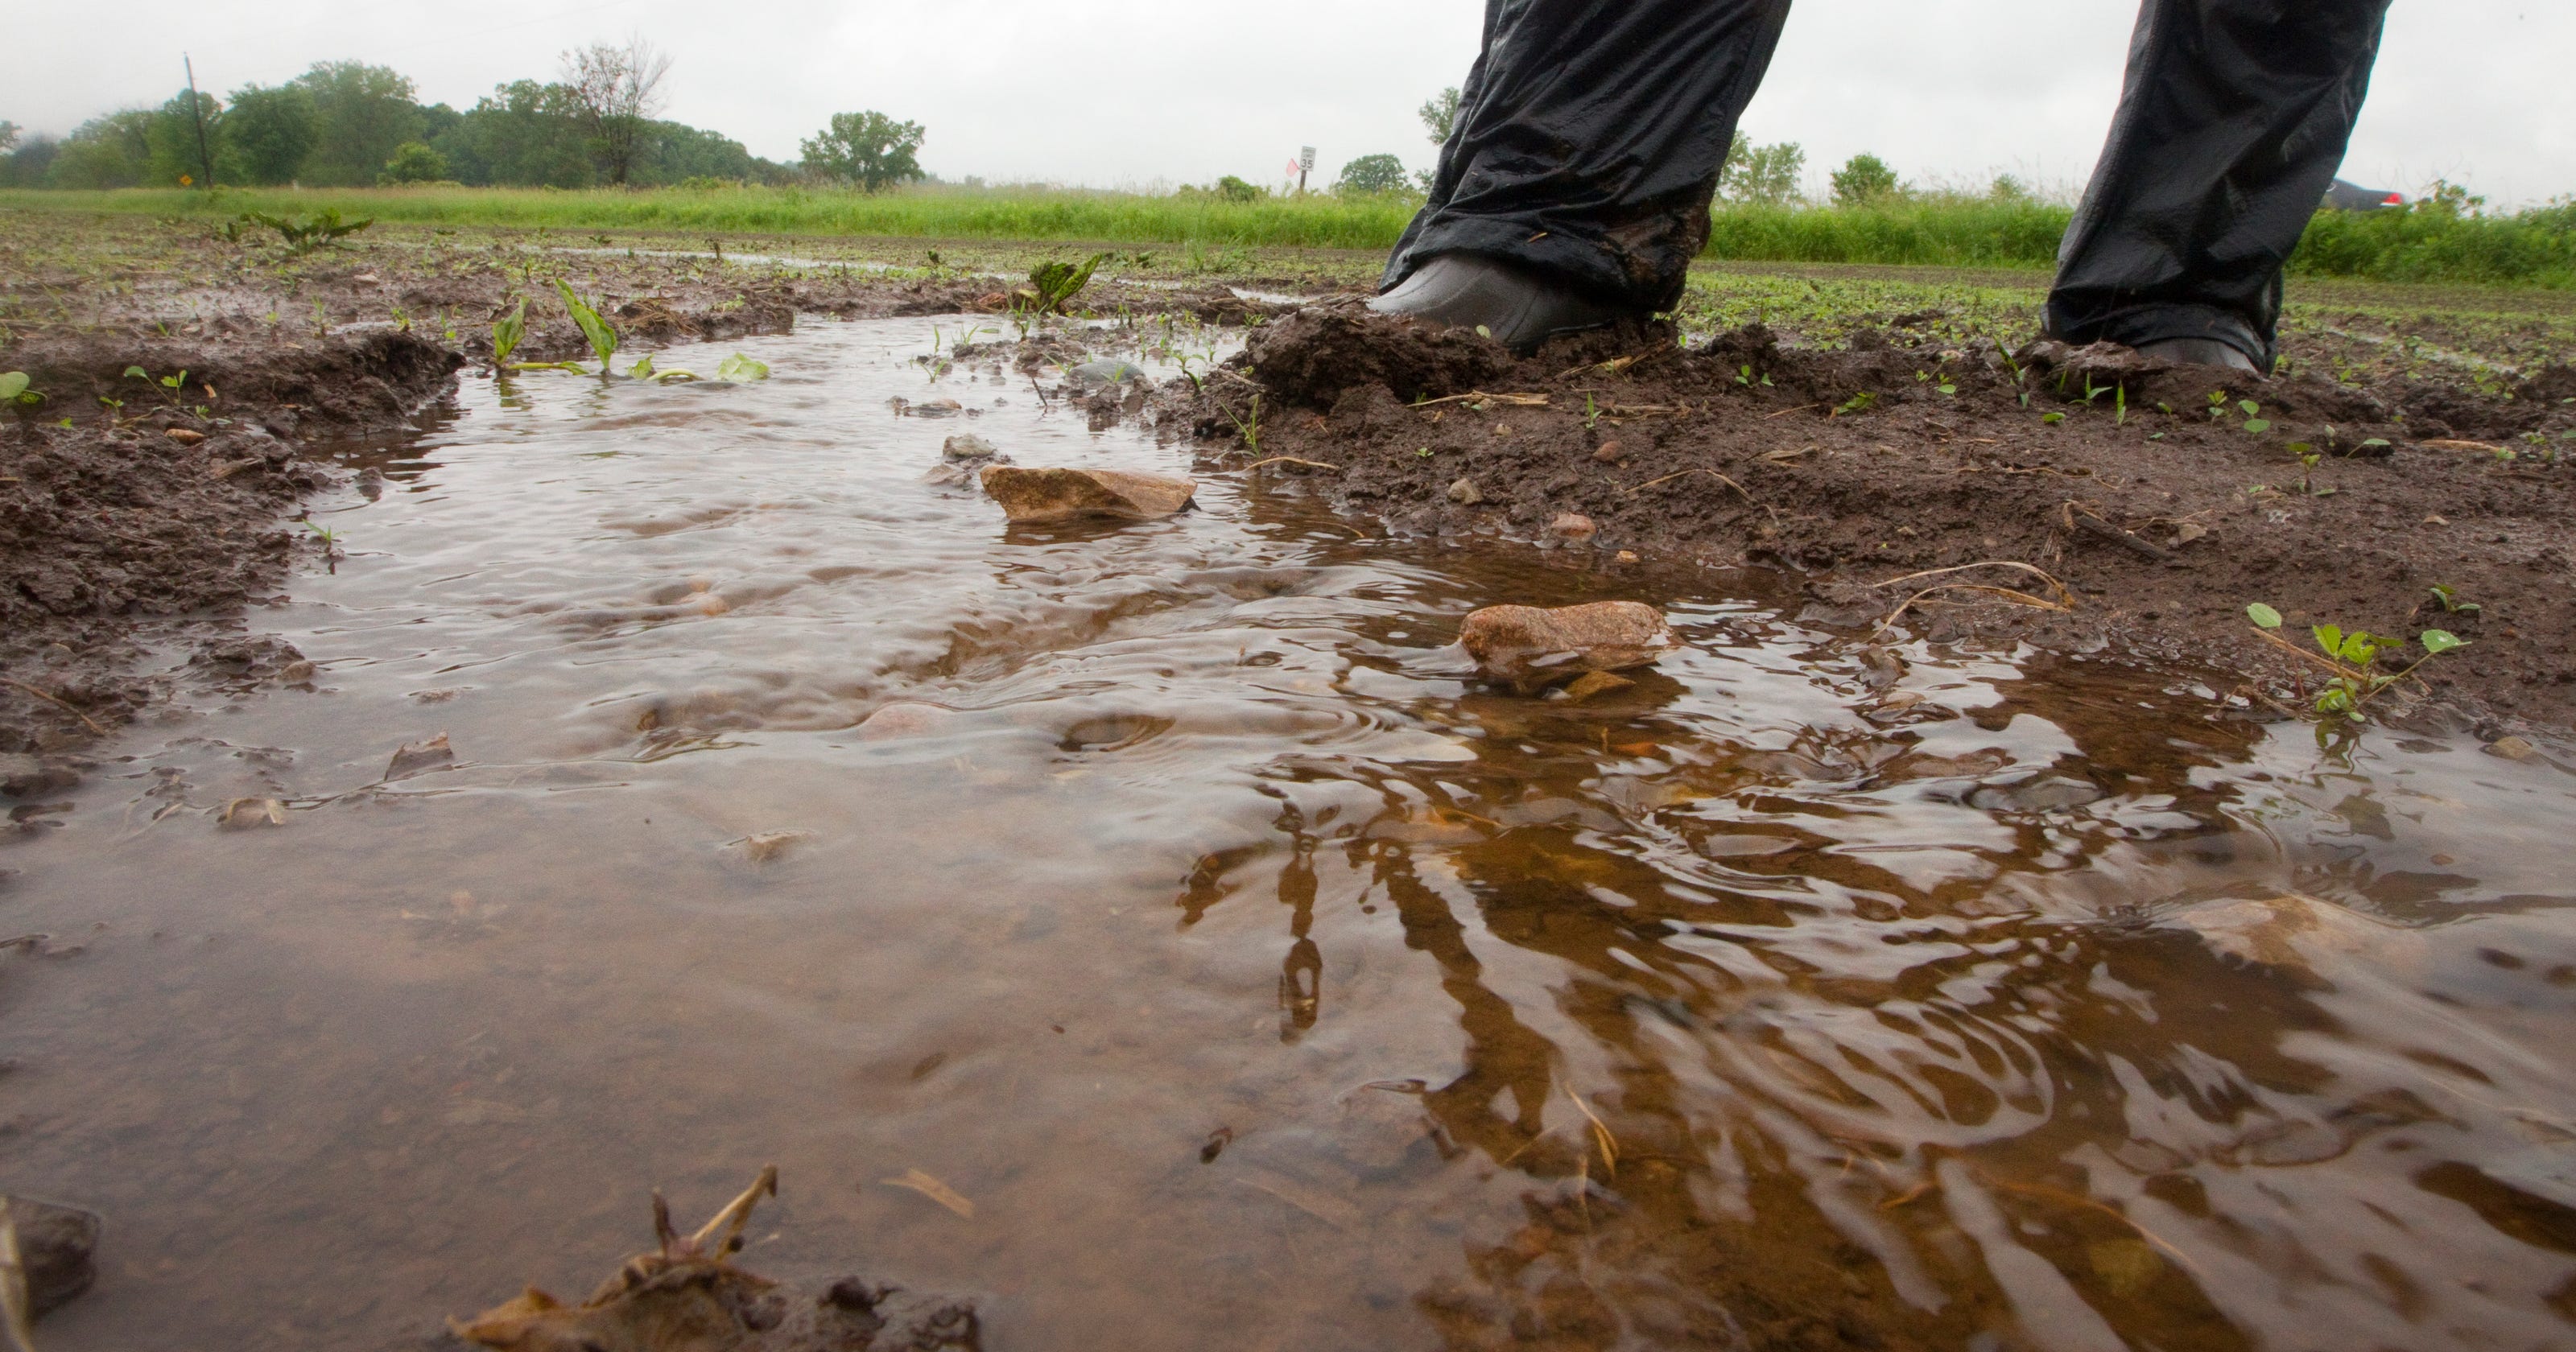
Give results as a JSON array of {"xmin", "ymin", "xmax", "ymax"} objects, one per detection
[{"xmin": 1195, "ymin": 303, "xmax": 2576, "ymax": 734}]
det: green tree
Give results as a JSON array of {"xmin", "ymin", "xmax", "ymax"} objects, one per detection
[
  {"xmin": 0, "ymin": 134, "xmax": 60, "ymax": 189},
  {"xmin": 379, "ymin": 141, "xmax": 449, "ymax": 183},
  {"xmin": 0, "ymin": 122, "xmax": 17, "ymax": 153},
  {"xmin": 292, "ymin": 61, "xmax": 423, "ymax": 186},
  {"xmin": 1988, "ymin": 173, "xmax": 2031, "ymax": 202},
  {"xmin": 1418, "ymin": 87, "xmax": 1461, "ymax": 146},
  {"xmin": 48, "ymin": 109, "xmax": 155, "ymax": 188},
  {"xmin": 146, "ymin": 89, "xmax": 225, "ymax": 185},
  {"xmin": 434, "ymin": 80, "xmax": 596, "ymax": 188},
  {"xmin": 1829, "ymin": 153, "xmax": 1899, "ymax": 206},
  {"xmin": 1334, "ymin": 154, "xmax": 1411, "ymax": 196},
  {"xmin": 800, "ymin": 111, "xmax": 924, "ymax": 191},
  {"xmin": 1719, "ymin": 132, "xmax": 1804, "ymax": 204},
  {"xmin": 223, "ymin": 84, "xmax": 321, "ymax": 184}
]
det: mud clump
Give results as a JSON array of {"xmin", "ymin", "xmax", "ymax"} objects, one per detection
[
  {"xmin": 431, "ymin": 1168, "xmax": 978, "ymax": 1352},
  {"xmin": 0, "ymin": 328, "xmax": 462, "ymax": 756},
  {"xmin": 4, "ymin": 1195, "xmax": 102, "ymax": 1324},
  {"xmin": 1244, "ymin": 303, "xmax": 1512, "ymax": 407}
]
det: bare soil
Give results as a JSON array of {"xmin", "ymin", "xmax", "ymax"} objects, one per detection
[{"xmin": 1165, "ymin": 303, "xmax": 2576, "ymax": 736}]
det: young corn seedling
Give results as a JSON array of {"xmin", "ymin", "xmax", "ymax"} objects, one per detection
[
  {"xmin": 2245, "ymin": 602, "xmax": 2464, "ymax": 721},
  {"xmin": 554, "ymin": 279, "xmax": 619, "ymax": 373},
  {"xmin": 491, "ymin": 298, "xmax": 526, "ymax": 368}
]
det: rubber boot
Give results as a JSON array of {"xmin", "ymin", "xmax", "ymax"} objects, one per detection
[
  {"xmin": 1368, "ymin": 254, "xmax": 1633, "ymax": 355},
  {"xmin": 2134, "ymin": 336, "xmax": 2262, "ymax": 375}
]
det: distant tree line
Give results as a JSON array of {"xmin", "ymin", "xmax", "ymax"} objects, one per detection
[{"xmin": 0, "ymin": 45, "xmax": 859, "ymax": 191}]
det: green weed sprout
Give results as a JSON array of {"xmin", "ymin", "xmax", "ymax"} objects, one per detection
[
  {"xmin": 554, "ymin": 280, "xmax": 618, "ymax": 369},
  {"xmin": 2428, "ymin": 584, "xmax": 2480, "ymax": 615},
  {"xmin": 1028, "ymin": 253, "xmax": 1108, "ymax": 315},
  {"xmin": 2246, "ymin": 602, "xmax": 2464, "ymax": 720},
  {"xmin": 242, "ymin": 209, "xmax": 374, "ymax": 255},
  {"xmin": 715, "ymin": 354, "xmax": 770, "ymax": 383},
  {"xmin": 0, "ymin": 372, "xmax": 39, "ymax": 408},
  {"xmin": 491, "ymin": 298, "xmax": 526, "ymax": 368}
]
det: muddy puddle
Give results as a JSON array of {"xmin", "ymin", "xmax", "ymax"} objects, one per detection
[{"xmin": 2, "ymin": 317, "xmax": 2572, "ymax": 1350}]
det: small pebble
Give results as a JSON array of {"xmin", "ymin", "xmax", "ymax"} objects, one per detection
[
  {"xmin": 1447, "ymin": 477, "xmax": 1484, "ymax": 505},
  {"xmin": 2484, "ymin": 736, "xmax": 2537, "ymax": 761},
  {"xmin": 1591, "ymin": 441, "xmax": 1624, "ymax": 464},
  {"xmin": 1547, "ymin": 513, "xmax": 1597, "ymax": 543}
]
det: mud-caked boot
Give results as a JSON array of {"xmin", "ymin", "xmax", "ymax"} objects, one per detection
[
  {"xmin": 1370, "ymin": 254, "xmax": 1633, "ymax": 354},
  {"xmin": 2133, "ymin": 336, "xmax": 2262, "ymax": 375}
]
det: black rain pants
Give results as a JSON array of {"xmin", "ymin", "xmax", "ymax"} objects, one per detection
[{"xmin": 1384, "ymin": 0, "xmax": 2394, "ymax": 369}]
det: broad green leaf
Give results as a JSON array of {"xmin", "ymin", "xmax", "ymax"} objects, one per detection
[
  {"xmin": 2313, "ymin": 624, "xmax": 2342, "ymax": 656},
  {"xmin": 122, "ymin": 365, "xmax": 148, "ymax": 380},
  {"xmin": 629, "ymin": 354, "xmax": 655, "ymax": 381},
  {"xmin": 715, "ymin": 353, "xmax": 770, "ymax": 382},
  {"xmin": 554, "ymin": 279, "xmax": 617, "ymax": 365},
  {"xmin": 2419, "ymin": 629, "xmax": 2465, "ymax": 655},
  {"xmin": 2240, "ymin": 399, "xmax": 2260, "ymax": 416},
  {"xmin": 2246, "ymin": 603, "xmax": 2283, "ymax": 629},
  {"xmin": 0, "ymin": 373, "xmax": 27, "ymax": 402},
  {"xmin": 2244, "ymin": 418, "xmax": 2272, "ymax": 434}
]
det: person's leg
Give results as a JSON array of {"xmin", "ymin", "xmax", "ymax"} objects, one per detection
[
  {"xmin": 1376, "ymin": 0, "xmax": 1795, "ymax": 348},
  {"xmin": 2046, "ymin": 0, "xmax": 2394, "ymax": 372}
]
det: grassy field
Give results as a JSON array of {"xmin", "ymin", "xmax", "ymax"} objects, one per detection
[{"xmin": 3, "ymin": 183, "xmax": 2570, "ymax": 288}]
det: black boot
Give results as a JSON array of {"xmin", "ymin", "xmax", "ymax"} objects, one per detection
[{"xmin": 1368, "ymin": 254, "xmax": 1633, "ymax": 353}]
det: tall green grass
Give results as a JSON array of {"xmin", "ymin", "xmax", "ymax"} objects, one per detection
[{"xmin": 2, "ymin": 183, "xmax": 2568, "ymax": 288}]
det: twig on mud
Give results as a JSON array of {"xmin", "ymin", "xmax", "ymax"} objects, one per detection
[
  {"xmin": 1761, "ymin": 446, "xmax": 1815, "ymax": 464},
  {"xmin": 1877, "ymin": 583, "xmax": 2070, "ymax": 634},
  {"xmin": 1557, "ymin": 340, "xmax": 1673, "ymax": 381},
  {"xmin": 1871, "ymin": 561, "xmax": 2075, "ymax": 634},
  {"xmin": 1764, "ymin": 404, "xmax": 1820, "ymax": 419},
  {"xmin": 0, "ymin": 679, "xmax": 109, "ymax": 735},
  {"xmin": 1027, "ymin": 373, "xmax": 1054, "ymax": 411},
  {"xmin": 1625, "ymin": 467, "xmax": 1753, "ymax": 502},
  {"xmin": 1872, "ymin": 560, "xmax": 2074, "ymax": 607},
  {"xmin": 1241, "ymin": 456, "xmax": 1341, "ymax": 473},
  {"xmin": 1410, "ymin": 390, "xmax": 1550, "ymax": 409},
  {"xmin": 2062, "ymin": 505, "xmax": 2179, "ymax": 563}
]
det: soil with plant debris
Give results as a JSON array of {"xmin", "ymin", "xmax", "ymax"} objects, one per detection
[{"xmin": 1160, "ymin": 303, "xmax": 2576, "ymax": 736}]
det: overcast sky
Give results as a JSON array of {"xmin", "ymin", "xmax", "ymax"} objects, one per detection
[{"xmin": 9, "ymin": 0, "xmax": 2570, "ymax": 206}]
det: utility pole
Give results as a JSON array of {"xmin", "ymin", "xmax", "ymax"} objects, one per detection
[{"xmin": 184, "ymin": 53, "xmax": 215, "ymax": 188}]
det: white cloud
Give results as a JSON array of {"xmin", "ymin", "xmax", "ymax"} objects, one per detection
[{"xmin": 10, "ymin": 0, "xmax": 2569, "ymax": 205}]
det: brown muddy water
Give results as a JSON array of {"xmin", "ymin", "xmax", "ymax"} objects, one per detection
[{"xmin": 4, "ymin": 318, "xmax": 2574, "ymax": 1351}]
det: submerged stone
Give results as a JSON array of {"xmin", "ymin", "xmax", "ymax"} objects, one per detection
[
  {"xmin": 980, "ymin": 467, "xmax": 1195, "ymax": 524},
  {"xmin": 1458, "ymin": 601, "xmax": 1674, "ymax": 692}
]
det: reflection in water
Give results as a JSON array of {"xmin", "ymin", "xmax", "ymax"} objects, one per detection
[{"xmin": 0, "ymin": 319, "xmax": 2570, "ymax": 1351}]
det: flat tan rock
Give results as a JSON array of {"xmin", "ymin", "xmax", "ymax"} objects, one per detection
[
  {"xmin": 980, "ymin": 467, "xmax": 1195, "ymax": 524},
  {"xmin": 1459, "ymin": 601, "xmax": 1674, "ymax": 692}
]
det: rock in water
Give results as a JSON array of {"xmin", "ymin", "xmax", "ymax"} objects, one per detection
[
  {"xmin": 3, "ymin": 1195, "xmax": 101, "ymax": 1321},
  {"xmin": 1066, "ymin": 359, "xmax": 1146, "ymax": 389},
  {"xmin": 979, "ymin": 468, "xmax": 1195, "ymax": 524},
  {"xmin": 940, "ymin": 435, "xmax": 998, "ymax": 461},
  {"xmin": 1459, "ymin": 602, "xmax": 1674, "ymax": 692}
]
